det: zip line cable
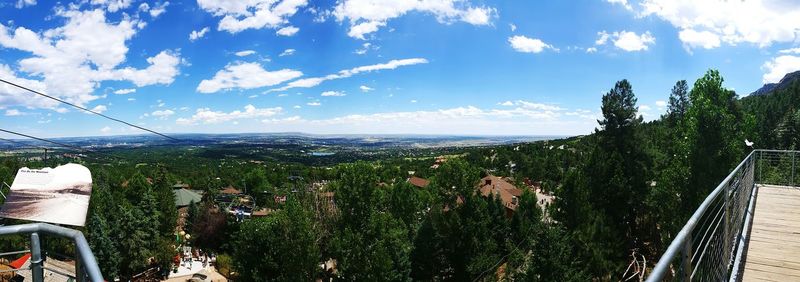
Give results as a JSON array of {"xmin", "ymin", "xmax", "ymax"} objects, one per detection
[{"xmin": 0, "ymin": 78, "xmax": 179, "ymax": 141}]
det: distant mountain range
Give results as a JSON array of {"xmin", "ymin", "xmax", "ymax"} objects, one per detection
[
  {"xmin": 0, "ymin": 133, "xmax": 566, "ymax": 150},
  {"xmin": 750, "ymin": 70, "xmax": 800, "ymax": 96}
]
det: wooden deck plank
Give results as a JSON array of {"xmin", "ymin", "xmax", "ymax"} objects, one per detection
[{"xmin": 742, "ymin": 185, "xmax": 800, "ymax": 282}]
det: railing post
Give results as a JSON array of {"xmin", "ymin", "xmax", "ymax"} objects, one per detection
[
  {"xmin": 683, "ymin": 234, "xmax": 693, "ymax": 281},
  {"xmin": 759, "ymin": 150, "xmax": 763, "ymax": 183},
  {"xmin": 30, "ymin": 232, "xmax": 44, "ymax": 282},
  {"xmin": 76, "ymin": 252, "xmax": 86, "ymax": 282}
]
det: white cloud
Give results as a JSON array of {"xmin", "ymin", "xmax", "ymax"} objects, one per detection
[
  {"xmin": 509, "ymin": 23, "xmax": 516, "ymax": 32},
  {"xmin": 639, "ymin": 0, "xmax": 800, "ymax": 49},
  {"xmin": 513, "ymin": 100, "xmax": 562, "ymax": 111},
  {"xmin": 100, "ymin": 126, "xmax": 111, "ymax": 133},
  {"xmin": 102, "ymin": 50, "xmax": 182, "ymax": 86},
  {"xmin": 333, "ymin": 0, "xmax": 496, "ymax": 39},
  {"xmin": 307, "ymin": 101, "xmax": 321, "ymax": 106},
  {"xmin": 0, "ymin": 8, "xmax": 181, "ymax": 110},
  {"xmin": 197, "ymin": 62, "xmax": 303, "ymax": 93},
  {"xmin": 151, "ymin": 109, "xmax": 175, "ymax": 119},
  {"xmin": 508, "ymin": 35, "xmax": 557, "ymax": 53},
  {"xmin": 91, "ymin": 105, "xmax": 108, "ymax": 113},
  {"xmin": 762, "ymin": 55, "xmax": 800, "ymax": 83},
  {"xmin": 176, "ymin": 104, "xmax": 283, "ymax": 125},
  {"xmin": 293, "ymin": 105, "xmax": 301, "ymax": 109},
  {"xmin": 276, "ymin": 26, "xmax": 299, "ymax": 36},
  {"xmin": 779, "ymin": 48, "xmax": 800, "ymax": 54},
  {"xmin": 91, "ymin": 0, "xmax": 132, "ymax": 12},
  {"xmin": 655, "ymin": 100, "xmax": 667, "ymax": 107},
  {"xmin": 279, "ymin": 49, "xmax": 295, "ymax": 56},
  {"xmin": 678, "ymin": 29, "xmax": 720, "ymax": 50},
  {"xmin": 149, "ymin": 2, "xmax": 169, "ymax": 18},
  {"xmin": 235, "ymin": 50, "xmax": 257, "ymax": 57},
  {"xmin": 269, "ymin": 58, "xmax": 428, "ymax": 92},
  {"xmin": 254, "ymin": 102, "xmax": 594, "ymax": 135},
  {"xmin": 360, "ymin": 85, "xmax": 374, "ymax": 92},
  {"xmin": 606, "ymin": 0, "xmax": 633, "ymax": 11},
  {"xmin": 321, "ymin": 90, "xmax": 346, "ymax": 97},
  {"xmin": 612, "ymin": 31, "xmax": 655, "ymax": 51},
  {"xmin": 0, "ymin": 65, "xmax": 57, "ymax": 109},
  {"xmin": 127, "ymin": 98, "xmax": 136, "ymax": 101},
  {"xmin": 5, "ymin": 109, "xmax": 23, "ymax": 116},
  {"xmin": 15, "ymin": 0, "xmax": 36, "ymax": 8},
  {"xmin": 498, "ymin": 101, "xmax": 514, "ymax": 106},
  {"xmin": 114, "ymin": 88, "xmax": 136, "ymax": 95},
  {"xmin": 594, "ymin": 30, "xmax": 655, "ymax": 52},
  {"xmin": 461, "ymin": 7, "xmax": 494, "ymax": 25},
  {"xmin": 586, "ymin": 47, "xmax": 598, "ymax": 53},
  {"xmin": 197, "ymin": 0, "xmax": 308, "ymax": 34},
  {"xmin": 354, "ymin": 42, "xmax": 378, "ymax": 55},
  {"xmin": 410, "ymin": 99, "xmax": 417, "ymax": 103},
  {"xmin": 189, "ymin": 27, "xmax": 210, "ymax": 42}
]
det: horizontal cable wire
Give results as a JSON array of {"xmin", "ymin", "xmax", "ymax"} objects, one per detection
[{"xmin": 0, "ymin": 78, "xmax": 178, "ymax": 141}]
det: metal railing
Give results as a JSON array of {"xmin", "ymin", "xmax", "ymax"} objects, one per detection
[
  {"xmin": 646, "ymin": 149, "xmax": 799, "ymax": 281},
  {"xmin": 0, "ymin": 223, "xmax": 103, "ymax": 282}
]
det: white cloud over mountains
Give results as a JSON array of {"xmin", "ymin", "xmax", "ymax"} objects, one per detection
[
  {"xmin": 197, "ymin": 0, "xmax": 307, "ymax": 34},
  {"xmin": 0, "ymin": 8, "xmax": 181, "ymax": 110},
  {"xmin": 197, "ymin": 62, "xmax": 303, "ymax": 93},
  {"xmin": 332, "ymin": 0, "xmax": 495, "ymax": 40},
  {"xmin": 762, "ymin": 55, "xmax": 800, "ymax": 83}
]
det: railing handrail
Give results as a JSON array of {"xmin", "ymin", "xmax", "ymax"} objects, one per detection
[
  {"xmin": 0, "ymin": 222, "xmax": 103, "ymax": 282},
  {"xmin": 646, "ymin": 149, "xmax": 757, "ymax": 281}
]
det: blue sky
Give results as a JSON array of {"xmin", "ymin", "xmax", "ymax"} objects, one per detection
[{"xmin": 1, "ymin": 0, "xmax": 800, "ymax": 137}]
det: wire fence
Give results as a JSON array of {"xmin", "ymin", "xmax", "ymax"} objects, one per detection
[
  {"xmin": 647, "ymin": 149, "xmax": 765, "ymax": 281},
  {"xmin": 756, "ymin": 150, "xmax": 798, "ymax": 187}
]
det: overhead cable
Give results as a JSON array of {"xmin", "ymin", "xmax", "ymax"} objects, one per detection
[{"xmin": 0, "ymin": 78, "xmax": 178, "ymax": 141}]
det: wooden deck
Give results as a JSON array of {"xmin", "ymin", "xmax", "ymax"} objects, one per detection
[{"xmin": 741, "ymin": 185, "xmax": 800, "ymax": 281}]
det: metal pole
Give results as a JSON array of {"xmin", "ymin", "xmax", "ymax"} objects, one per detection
[
  {"xmin": 759, "ymin": 150, "xmax": 763, "ymax": 183},
  {"xmin": 682, "ymin": 235, "xmax": 693, "ymax": 281},
  {"xmin": 790, "ymin": 152, "xmax": 797, "ymax": 186},
  {"xmin": 76, "ymin": 251, "xmax": 85, "ymax": 282},
  {"xmin": 724, "ymin": 181, "xmax": 731, "ymax": 267},
  {"xmin": 30, "ymin": 232, "xmax": 44, "ymax": 282}
]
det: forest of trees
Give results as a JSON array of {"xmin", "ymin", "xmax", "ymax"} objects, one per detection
[{"xmin": 0, "ymin": 69, "xmax": 798, "ymax": 281}]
